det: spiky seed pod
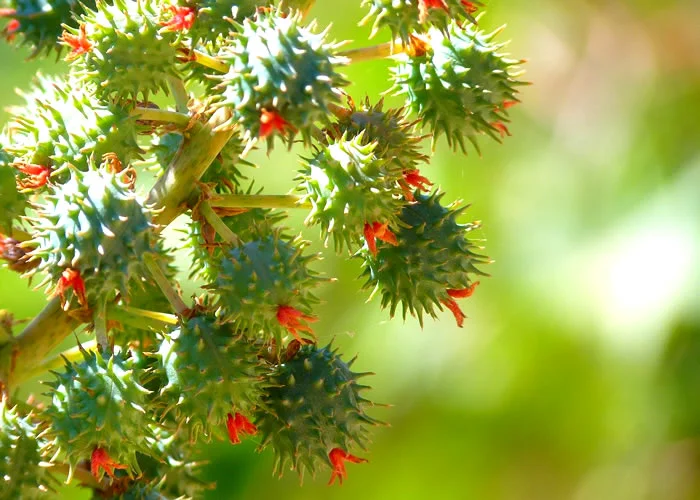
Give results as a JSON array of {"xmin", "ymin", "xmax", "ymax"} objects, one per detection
[
  {"xmin": 0, "ymin": 400, "xmax": 58, "ymax": 498},
  {"xmin": 210, "ymin": 9, "xmax": 349, "ymax": 149},
  {"xmin": 107, "ymin": 482, "xmax": 165, "ymax": 500},
  {"xmin": 4, "ymin": 74, "xmax": 141, "ymax": 176},
  {"xmin": 256, "ymin": 343, "xmax": 379, "ymax": 480},
  {"xmin": 44, "ymin": 349, "xmax": 155, "ymax": 479},
  {"xmin": 150, "ymin": 131, "xmax": 252, "ymax": 191},
  {"xmin": 0, "ymin": 145, "xmax": 26, "ymax": 233},
  {"xmin": 325, "ymin": 98, "xmax": 428, "ymax": 175},
  {"xmin": 390, "ymin": 21, "xmax": 525, "ymax": 153},
  {"xmin": 155, "ymin": 315, "xmax": 267, "ymax": 443},
  {"xmin": 184, "ymin": 0, "xmax": 269, "ymax": 46},
  {"xmin": 361, "ymin": 190, "xmax": 489, "ymax": 325},
  {"xmin": 360, "ymin": 0, "xmax": 481, "ymax": 43},
  {"xmin": 1, "ymin": 0, "xmax": 96, "ymax": 56},
  {"xmin": 186, "ymin": 189, "xmax": 285, "ymax": 282},
  {"xmin": 297, "ymin": 134, "xmax": 404, "ymax": 253},
  {"xmin": 28, "ymin": 164, "xmax": 159, "ymax": 308},
  {"xmin": 208, "ymin": 229, "xmax": 322, "ymax": 343},
  {"xmin": 68, "ymin": 0, "xmax": 181, "ymax": 102}
]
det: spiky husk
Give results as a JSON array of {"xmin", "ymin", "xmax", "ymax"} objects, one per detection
[
  {"xmin": 69, "ymin": 0, "xmax": 181, "ymax": 102},
  {"xmin": 325, "ymin": 97, "xmax": 428, "ymax": 175},
  {"xmin": 360, "ymin": 0, "xmax": 481, "ymax": 43},
  {"xmin": 210, "ymin": 9, "xmax": 349, "ymax": 149},
  {"xmin": 0, "ymin": 145, "xmax": 26, "ymax": 233},
  {"xmin": 361, "ymin": 190, "xmax": 488, "ymax": 324},
  {"xmin": 1, "ymin": 0, "xmax": 96, "ymax": 56},
  {"xmin": 44, "ymin": 350, "xmax": 155, "ymax": 478},
  {"xmin": 391, "ymin": 21, "xmax": 524, "ymax": 153},
  {"xmin": 298, "ymin": 134, "xmax": 404, "ymax": 253},
  {"xmin": 184, "ymin": 0, "xmax": 268, "ymax": 46},
  {"xmin": 155, "ymin": 314, "xmax": 267, "ymax": 442},
  {"xmin": 0, "ymin": 400, "xmax": 58, "ymax": 498},
  {"xmin": 208, "ymin": 229, "xmax": 322, "ymax": 343},
  {"xmin": 256, "ymin": 343, "xmax": 378, "ymax": 480},
  {"xmin": 4, "ymin": 74, "xmax": 141, "ymax": 177},
  {"xmin": 28, "ymin": 165, "xmax": 158, "ymax": 308}
]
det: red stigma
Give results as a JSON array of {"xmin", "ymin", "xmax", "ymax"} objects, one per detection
[
  {"xmin": 54, "ymin": 268, "xmax": 87, "ymax": 307},
  {"xmin": 400, "ymin": 169, "xmax": 432, "ymax": 201},
  {"xmin": 226, "ymin": 412, "xmax": 257, "ymax": 444},
  {"xmin": 461, "ymin": 1, "xmax": 479, "ymax": 14},
  {"xmin": 4, "ymin": 18, "xmax": 20, "ymax": 42},
  {"xmin": 62, "ymin": 23, "xmax": 91, "ymax": 60},
  {"xmin": 418, "ymin": 0, "xmax": 448, "ymax": 23},
  {"xmin": 161, "ymin": 5, "xmax": 195, "ymax": 31},
  {"xmin": 491, "ymin": 121, "xmax": 510, "ymax": 138},
  {"xmin": 14, "ymin": 162, "xmax": 50, "ymax": 190},
  {"xmin": 328, "ymin": 448, "xmax": 367, "ymax": 486},
  {"xmin": 502, "ymin": 100, "xmax": 518, "ymax": 110},
  {"xmin": 276, "ymin": 305, "xmax": 317, "ymax": 341},
  {"xmin": 259, "ymin": 109, "xmax": 293, "ymax": 138},
  {"xmin": 91, "ymin": 447, "xmax": 128, "ymax": 480},
  {"xmin": 364, "ymin": 222, "xmax": 398, "ymax": 257},
  {"xmin": 446, "ymin": 281, "xmax": 480, "ymax": 298},
  {"xmin": 441, "ymin": 298, "xmax": 466, "ymax": 327}
]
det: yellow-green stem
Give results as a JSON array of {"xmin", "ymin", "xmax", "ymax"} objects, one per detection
[
  {"xmin": 130, "ymin": 107, "xmax": 190, "ymax": 127},
  {"xmin": 198, "ymin": 200, "xmax": 240, "ymax": 245},
  {"xmin": 340, "ymin": 41, "xmax": 407, "ymax": 63},
  {"xmin": 107, "ymin": 305, "xmax": 179, "ymax": 331},
  {"xmin": 167, "ymin": 75, "xmax": 190, "ymax": 114},
  {"xmin": 22, "ymin": 340, "xmax": 98, "ymax": 381},
  {"xmin": 209, "ymin": 193, "xmax": 311, "ymax": 210},
  {"xmin": 144, "ymin": 254, "xmax": 189, "ymax": 316},
  {"xmin": 192, "ymin": 49, "xmax": 229, "ymax": 73}
]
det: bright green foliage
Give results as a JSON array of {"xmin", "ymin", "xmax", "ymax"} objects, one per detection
[
  {"xmin": 1, "ymin": 0, "xmax": 96, "ymax": 56},
  {"xmin": 155, "ymin": 314, "xmax": 267, "ymax": 442},
  {"xmin": 210, "ymin": 10, "xmax": 349, "ymax": 148},
  {"xmin": 3, "ymin": 74, "xmax": 141, "ymax": 175},
  {"xmin": 391, "ymin": 21, "xmax": 525, "ymax": 152},
  {"xmin": 68, "ymin": 0, "xmax": 181, "ymax": 101},
  {"xmin": 360, "ymin": 0, "xmax": 481, "ymax": 43},
  {"xmin": 298, "ymin": 134, "xmax": 404, "ymax": 253},
  {"xmin": 256, "ymin": 343, "xmax": 379, "ymax": 479},
  {"xmin": 209, "ymin": 230, "xmax": 322, "ymax": 343},
  {"xmin": 44, "ymin": 350, "xmax": 154, "ymax": 479},
  {"xmin": 0, "ymin": 400, "xmax": 57, "ymax": 498},
  {"xmin": 0, "ymin": 146, "xmax": 26, "ymax": 233},
  {"xmin": 29, "ymin": 165, "xmax": 158, "ymax": 307},
  {"xmin": 361, "ymin": 191, "xmax": 489, "ymax": 324}
]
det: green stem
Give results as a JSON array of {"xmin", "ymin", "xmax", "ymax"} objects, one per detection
[
  {"xmin": 106, "ymin": 305, "xmax": 178, "ymax": 331},
  {"xmin": 209, "ymin": 193, "xmax": 311, "ymax": 210},
  {"xmin": 49, "ymin": 463, "xmax": 103, "ymax": 491},
  {"xmin": 22, "ymin": 340, "xmax": 98, "ymax": 381},
  {"xmin": 130, "ymin": 107, "xmax": 190, "ymax": 127},
  {"xmin": 198, "ymin": 200, "xmax": 240, "ymax": 245},
  {"xmin": 340, "ymin": 41, "xmax": 407, "ymax": 63},
  {"xmin": 93, "ymin": 297, "xmax": 110, "ymax": 354},
  {"xmin": 191, "ymin": 49, "xmax": 229, "ymax": 73},
  {"xmin": 167, "ymin": 75, "xmax": 190, "ymax": 114},
  {"xmin": 144, "ymin": 254, "xmax": 189, "ymax": 316}
]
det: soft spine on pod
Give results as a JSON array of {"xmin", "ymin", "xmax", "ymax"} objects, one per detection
[{"xmin": 256, "ymin": 343, "xmax": 379, "ymax": 483}]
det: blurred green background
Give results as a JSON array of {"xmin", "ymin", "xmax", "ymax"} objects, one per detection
[{"xmin": 2, "ymin": 0, "xmax": 700, "ymax": 499}]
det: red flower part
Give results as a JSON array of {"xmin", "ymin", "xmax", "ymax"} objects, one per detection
[
  {"xmin": 62, "ymin": 23, "xmax": 91, "ymax": 60},
  {"xmin": 259, "ymin": 109, "xmax": 293, "ymax": 138},
  {"xmin": 4, "ymin": 18, "xmax": 20, "ymax": 42},
  {"xmin": 91, "ymin": 447, "xmax": 128, "ymax": 480},
  {"xmin": 161, "ymin": 5, "xmax": 195, "ymax": 31},
  {"xmin": 401, "ymin": 169, "xmax": 432, "ymax": 201},
  {"xmin": 491, "ymin": 121, "xmax": 510, "ymax": 138},
  {"xmin": 15, "ymin": 162, "xmax": 50, "ymax": 190},
  {"xmin": 418, "ymin": 0, "xmax": 448, "ymax": 23},
  {"xmin": 54, "ymin": 268, "xmax": 87, "ymax": 307},
  {"xmin": 328, "ymin": 448, "xmax": 367, "ymax": 486},
  {"xmin": 226, "ymin": 412, "xmax": 258, "ymax": 444},
  {"xmin": 446, "ymin": 281, "xmax": 480, "ymax": 298},
  {"xmin": 364, "ymin": 222, "xmax": 398, "ymax": 257},
  {"xmin": 276, "ymin": 305, "xmax": 317, "ymax": 341},
  {"xmin": 502, "ymin": 100, "xmax": 518, "ymax": 110},
  {"xmin": 461, "ymin": 0, "xmax": 479, "ymax": 14},
  {"xmin": 441, "ymin": 298, "xmax": 466, "ymax": 328}
]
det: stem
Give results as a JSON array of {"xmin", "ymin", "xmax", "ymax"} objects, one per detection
[
  {"xmin": 23, "ymin": 340, "xmax": 98, "ymax": 381},
  {"xmin": 10, "ymin": 227, "xmax": 30, "ymax": 241},
  {"xmin": 190, "ymin": 49, "xmax": 230, "ymax": 73},
  {"xmin": 209, "ymin": 193, "xmax": 311, "ymax": 210},
  {"xmin": 167, "ymin": 75, "xmax": 190, "ymax": 114},
  {"xmin": 144, "ymin": 254, "xmax": 189, "ymax": 316},
  {"xmin": 340, "ymin": 41, "xmax": 407, "ymax": 63},
  {"xmin": 49, "ymin": 463, "xmax": 103, "ymax": 491},
  {"xmin": 130, "ymin": 107, "xmax": 190, "ymax": 127},
  {"xmin": 107, "ymin": 305, "xmax": 179, "ymax": 331},
  {"xmin": 93, "ymin": 297, "xmax": 110, "ymax": 354},
  {"xmin": 198, "ymin": 201, "xmax": 239, "ymax": 245}
]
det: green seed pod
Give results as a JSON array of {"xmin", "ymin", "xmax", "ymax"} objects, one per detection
[
  {"xmin": 297, "ymin": 133, "xmax": 404, "ymax": 253},
  {"xmin": 28, "ymin": 164, "xmax": 159, "ymax": 308},
  {"xmin": 391, "ymin": 21, "xmax": 525, "ymax": 153},
  {"xmin": 256, "ymin": 343, "xmax": 379, "ymax": 480},
  {"xmin": 210, "ymin": 9, "xmax": 349, "ymax": 149},
  {"xmin": 208, "ymin": 229, "xmax": 323, "ymax": 344},
  {"xmin": 155, "ymin": 314, "xmax": 267, "ymax": 443},
  {"xmin": 44, "ymin": 349, "xmax": 155, "ymax": 479},
  {"xmin": 0, "ymin": 400, "xmax": 58, "ymax": 498},
  {"xmin": 68, "ymin": 0, "xmax": 181, "ymax": 102},
  {"xmin": 4, "ymin": 74, "xmax": 141, "ymax": 176},
  {"xmin": 2, "ymin": 0, "xmax": 96, "ymax": 56},
  {"xmin": 185, "ymin": 0, "xmax": 268, "ymax": 46},
  {"xmin": 361, "ymin": 191, "xmax": 489, "ymax": 325}
]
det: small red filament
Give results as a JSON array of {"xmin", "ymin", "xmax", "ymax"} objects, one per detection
[
  {"xmin": 54, "ymin": 268, "xmax": 87, "ymax": 307},
  {"xmin": 226, "ymin": 412, "xmax": 257, "ymax": 444},
  {"xmin": 260, "ymin": 109, "xmax": 293, "ymax": 138},
  {"xmin": 276, "ymin": 305, "xmax": 317, "ymax": 341},
  {"xmin": 441, "ymin": 298, "xmax": 466, "ymax": 327},
  {"xmin": 15, "ymin": 162, "xmax": 50, "ymax": 190},
  {"xmin": 62, "ymin": 23, "xmax": 92, "ymax": 60},
  {"xmin": 446, "ymin": 281, "xmax": 480, "ymax": 299},
  {"xmin": 364, "ymin": 222, "xmax": 398, "ymax": 257},
  {"xmin": 328, "ymin": 448, "xmax": 367, "ymax": 485},
  {"xmin": 401, "ymin": 169, "xmax": 433, "ymax": 201},
  {"xmin": 91, "ymin": 447, "xmax": 128, "ymax": 480},
  {"xmin": 161, "ymin": 5, "xmax": 195, "ymax": 31}
]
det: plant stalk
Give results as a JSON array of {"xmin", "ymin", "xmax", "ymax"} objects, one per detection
[
  {"xmin": 198, "ymin": 200, "xmax": 240, "ymax": 245},
  {"xmin": 131, "ymin": 107, "xmax": 190, "ymax": 127},
  {"xmin": 144, "ymin": 254, "xmax": 190, "ymax": 316},
  {"xmin": 209, "ymin": 193, "xmax": 311, "ymax": 210}
]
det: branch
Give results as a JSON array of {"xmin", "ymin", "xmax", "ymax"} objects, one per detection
[{"xmin": 209, "ymin": 193, "xmax": 310, "ymax": 210}]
